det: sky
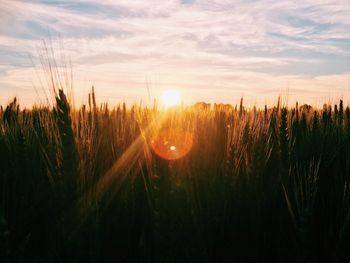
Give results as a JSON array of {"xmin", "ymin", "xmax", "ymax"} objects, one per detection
[{"xmin": 0, "ymin": 0, "xmax": 350, "ymax": 107}]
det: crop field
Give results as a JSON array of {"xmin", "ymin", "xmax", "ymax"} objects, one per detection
[{"xmin": 1, "ymin": 89, "xmax": 350, "ymax": 262}]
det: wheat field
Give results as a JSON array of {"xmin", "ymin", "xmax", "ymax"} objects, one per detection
[{"xmin": 1, "ymin": 88, "xmax": 350, "ymax": 262}]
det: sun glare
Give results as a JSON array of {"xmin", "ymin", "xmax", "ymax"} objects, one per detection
[{"xmin": 161, "ymin": 89, "xmax": 181, "ymax": 107}]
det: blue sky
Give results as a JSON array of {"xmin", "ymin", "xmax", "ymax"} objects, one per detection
[{"xmin": 0, "ymin": 0, "xmax": 350, "ymax": 106}]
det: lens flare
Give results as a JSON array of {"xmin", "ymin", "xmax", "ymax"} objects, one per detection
[{"xmin": 150, "ymin": 127, "xmax": 193, "ymax": 160}]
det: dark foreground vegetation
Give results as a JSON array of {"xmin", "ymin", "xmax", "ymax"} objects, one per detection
[{"xmin": 1, "ymin": 89, "xmax": 350, "ymax": 262}]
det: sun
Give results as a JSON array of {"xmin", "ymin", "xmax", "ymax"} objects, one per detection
[{"xmin": 161, "ymin": 89, "xmax": 181, "ymax": 107}]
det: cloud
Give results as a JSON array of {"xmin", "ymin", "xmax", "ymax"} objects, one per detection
[{"xmin": 0, "ymin": 0, "xmax": 349, "ymax": 106}]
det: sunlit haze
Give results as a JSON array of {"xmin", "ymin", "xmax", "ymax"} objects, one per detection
[
  {"xmin": 0, "ymin": 0, "xmax": 350, "ymax": 107},
  {"xmin": 161, "ymin": 89, "xmax": 181, "ymax": 107}
]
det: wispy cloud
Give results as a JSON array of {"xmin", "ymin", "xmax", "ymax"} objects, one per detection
[{"xmin": 0, "ymin": 0, "xmax": 349, "ymax": 106}]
